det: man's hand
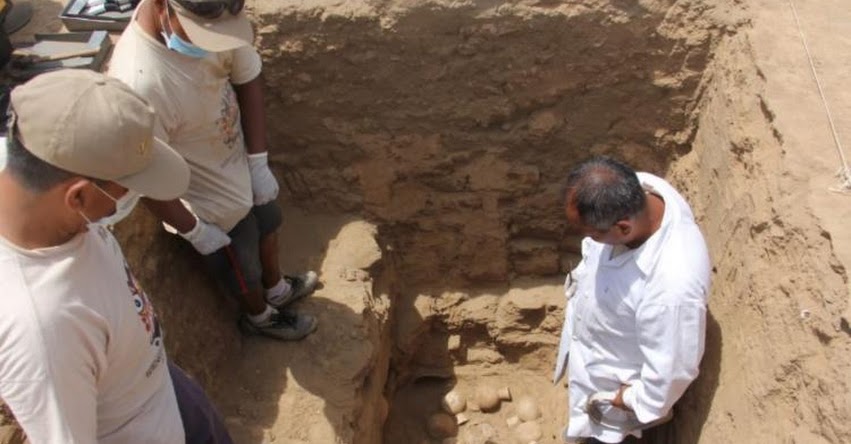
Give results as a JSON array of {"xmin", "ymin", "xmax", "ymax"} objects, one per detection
[
  {"xmin": 247, "ymin": 152, "xmax": 279, "ymax": 205},
  {"xmin": 585, "ymin": 391, "xmax": 617, "ymax": 424},
  {"xmin": 586, "ymin": 384, "xmax": 633, "ymax": 425},
  {"xmin": 178, "ymin": 216, "xmax": 231, "ymax": 255},
  {"xmin": 612, "ymin": 384, "xmax": 631, "ymax": 410}
]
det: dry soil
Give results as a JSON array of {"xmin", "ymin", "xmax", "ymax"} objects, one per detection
[{"xmin": 2, "ymin": 0, "xmax": 851, "ymax": 443}]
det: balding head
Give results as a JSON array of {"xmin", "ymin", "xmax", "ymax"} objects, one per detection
[{"xmin": 564, "ymin": 156, "xmax": 645, "ymax": 231}]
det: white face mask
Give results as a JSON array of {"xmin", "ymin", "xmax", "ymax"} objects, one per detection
[{"xmin": 92, "ymin": 183, "xmax": 141, "ymax": 227}]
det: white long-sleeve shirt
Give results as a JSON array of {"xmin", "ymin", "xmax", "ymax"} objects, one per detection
[{"xmin": 554, "ymin": 173, "xmax": 711, "ymax": 443}]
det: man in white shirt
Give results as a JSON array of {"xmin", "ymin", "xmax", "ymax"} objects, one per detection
[
  {"xmin": 109, "ymin": 0, "xmax": 318, "ymax": 341},
  {"xmin": 0, "ymin": 70, "xmax": 231, "ymax": 443},
  {"xmin": 554, "ymin": 156, "xmax": 711, "ymax": 443}
]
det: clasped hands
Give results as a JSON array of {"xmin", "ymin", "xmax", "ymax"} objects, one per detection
[{"xmin": 586, "ymin": 384, "xmax": 632, "ymax": 425}]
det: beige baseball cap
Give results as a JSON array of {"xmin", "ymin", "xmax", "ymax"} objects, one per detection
[
  {"xmin": 9, "ymin": 69, "xmax": 190, "ymax": 200},
  {"xmin": 170, "ymin": 0, "xmax": 254, "ymax": 52}
]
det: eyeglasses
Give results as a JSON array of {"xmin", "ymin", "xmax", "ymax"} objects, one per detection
[{"xmin": 170, "ymin": 0, "xmax": 243, "ymax": 19}]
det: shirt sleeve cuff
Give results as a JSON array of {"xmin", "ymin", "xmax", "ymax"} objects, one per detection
[
  {"xmin": 622, "ymin": 385, "xmax": 637, "ymax": 411},
  {"xmin": 230, "ymin": 47, "xmax": 263, "ymax": 85},
  {"xmin": 623, "ymin": 381, "xmax": 669, "ymax": 424}
]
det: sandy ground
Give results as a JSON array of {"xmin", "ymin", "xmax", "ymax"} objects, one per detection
[
  {"xmin": 753, "ymin": 0, "xmax": 851, "ymax": 311},
  {"xmin": 747, "ymin": 0, "xmax": 851, "ymax": 438},
  {"xmin": 2, "ymin": 0, "xmax": 851, "ymax": 443},
  {"xmin": 666, "ymin": 1, "xmax": 851, "ymax": 442},
  {"xmin": 213, "ymin": 208, "xmax": 391, "ymax": 444},
  {"xmin": 6, "ymin": 0, "xmax": 65, "ymax": 41}
]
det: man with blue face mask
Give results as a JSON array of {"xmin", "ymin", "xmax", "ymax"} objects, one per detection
[{"xmin": 109, "ymin": 0, "xmax": 320, "ymax": 341}]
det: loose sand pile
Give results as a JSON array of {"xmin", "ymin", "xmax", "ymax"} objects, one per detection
[{"xmin": 2, "ymin": 0, "xmax": 850, "ymax": 443}]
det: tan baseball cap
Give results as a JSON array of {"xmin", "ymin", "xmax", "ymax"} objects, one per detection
[
  {"xmin": 9, "ymin": 69, "xmax": 190, "ymax": 200},
  {"xmin": 170, "ymin": 0, "xmax": 253, "ymax": 52}
]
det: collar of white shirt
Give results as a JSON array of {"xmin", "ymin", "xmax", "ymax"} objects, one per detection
[{"xmin": 633, "ymin": 173, "xmax": 680, "ymax": 276}]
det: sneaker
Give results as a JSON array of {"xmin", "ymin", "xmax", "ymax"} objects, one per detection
[
  {"xmin": 267, "ymin": 271, "xmax": 319, "ymax": 309},
  {"xmin": 239, "ymin": 310, "xmax": 318, "ymax": 341}
]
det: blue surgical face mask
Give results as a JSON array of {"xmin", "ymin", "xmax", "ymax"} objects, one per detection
[
  {"xmin": 160, "ymin": 8, "xmax": 209, "ymax": 58},
  {"xmin": 161, "ymin": 31, "xmax": 209, "ymax": 58}
]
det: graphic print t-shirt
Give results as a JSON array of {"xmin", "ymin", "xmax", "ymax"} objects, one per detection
[
  {"xmin": 109, "ymin": 5, "xmax": 263, "ymax": 231},
  {"xmin": 0, "ymin": 226, "xmax": 183, "ymax": 444}
]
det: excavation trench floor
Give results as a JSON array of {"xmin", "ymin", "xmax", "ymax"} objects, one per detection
[
  {"xmin": 215, "ymin": 207, "xmax": 569, "ymax": 444},
  {"xmin": 214, "ymin": 207, "xmax": 383, "ymax": 444},
  {"xmin": 385, "ymin": 367, "xmax": 567, "ymax": 444}
]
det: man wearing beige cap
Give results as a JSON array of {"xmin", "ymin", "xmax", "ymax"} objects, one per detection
[
  {"xmin": 0, "ymin": 70, "xmax": 233, "ymax": 443},
  {"xmin": 109, "ymin": 0, "xmax": 319, "ymax": 341}
]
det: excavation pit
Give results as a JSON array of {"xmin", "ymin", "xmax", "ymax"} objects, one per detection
[
  {"xmin": 244, "ymin": 0, "xmax": 721, "ymax": 442},
  {"xmin": 3, "ymin": 0, "xmax": 851, "ymax": 444}
]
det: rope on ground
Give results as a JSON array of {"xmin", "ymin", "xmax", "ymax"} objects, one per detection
[{"xmin": 788, "ymin": 0, "xmax": 851, "ymax": 194}]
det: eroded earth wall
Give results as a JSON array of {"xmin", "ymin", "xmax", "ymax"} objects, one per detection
[
  {"xmin": 5, "ymin": 0, "xmax": 851, "ymax": 443},
  {"xmin": 668, "ymin": 17, "xmax": 851, "ymax": 444},
  {"xmin": 251, "ymin": 0, "xmax": 722, "ymax": 287}
]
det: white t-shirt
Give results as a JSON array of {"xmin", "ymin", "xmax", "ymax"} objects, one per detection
[
  {"xmin": 555, "ymin": 173, "xmax": 711, "ymax": 443},
  {"xmin": 108, "ymin": 5, "xmax": 263, "ymax": 231},
  {"xmin": 0, "ymin": 226, "xmax": 184, "ymax": 444}
]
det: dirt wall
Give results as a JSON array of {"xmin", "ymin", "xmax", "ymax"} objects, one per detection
[
  {"xmin": 4, "ymin": 0, "xmax": 851, "ymax": 443},
  {"xmin": 667, "ymin": 23, "xmax": 851, "ymax": 444},
  {"xmin": 251, "ymin": 0, "xmax": 721, "ymax": 287}
]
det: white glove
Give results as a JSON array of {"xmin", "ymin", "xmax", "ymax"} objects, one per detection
[
  {"xmin": 178, "ymin": 216, "xmax": 231, "ymax": 255},
  {"xmin": 247, "ymin": 152, "xmax": 279, "ymax": 205}
]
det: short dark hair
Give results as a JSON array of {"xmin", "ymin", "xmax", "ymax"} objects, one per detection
[
  {"xmin": 564, "ymin": 156, "xmax": 646, "ymax": 230},
  {"xmin": 5, "ymin": 131, "xmax": 76, "ymax": 193}
]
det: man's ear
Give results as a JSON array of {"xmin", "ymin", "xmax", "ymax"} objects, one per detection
[
  {"xmin": 64, "ymin": 178, "xmax": 91, "ymax": 212},
  {"xmin": 615, "ymin": 219, "xmax": 632, "ymax": 236}
]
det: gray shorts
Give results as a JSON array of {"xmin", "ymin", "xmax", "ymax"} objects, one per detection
[{"xmin": 203, "ymin": 201, "xmax": 283, "ymax": 297}]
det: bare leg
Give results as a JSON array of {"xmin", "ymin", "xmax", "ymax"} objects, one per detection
[
  {"xmin": 240, "ymin": 288, "xmax": 268, "ymax": 315},
  {"xmin": 259, "ymin": 230, "xmax": 282, "ymax": 289}
]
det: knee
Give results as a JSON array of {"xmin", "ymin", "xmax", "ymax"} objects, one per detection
[{"xmin": 253, "ymin": 201, "xmax": 282, "ymax": 237}]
